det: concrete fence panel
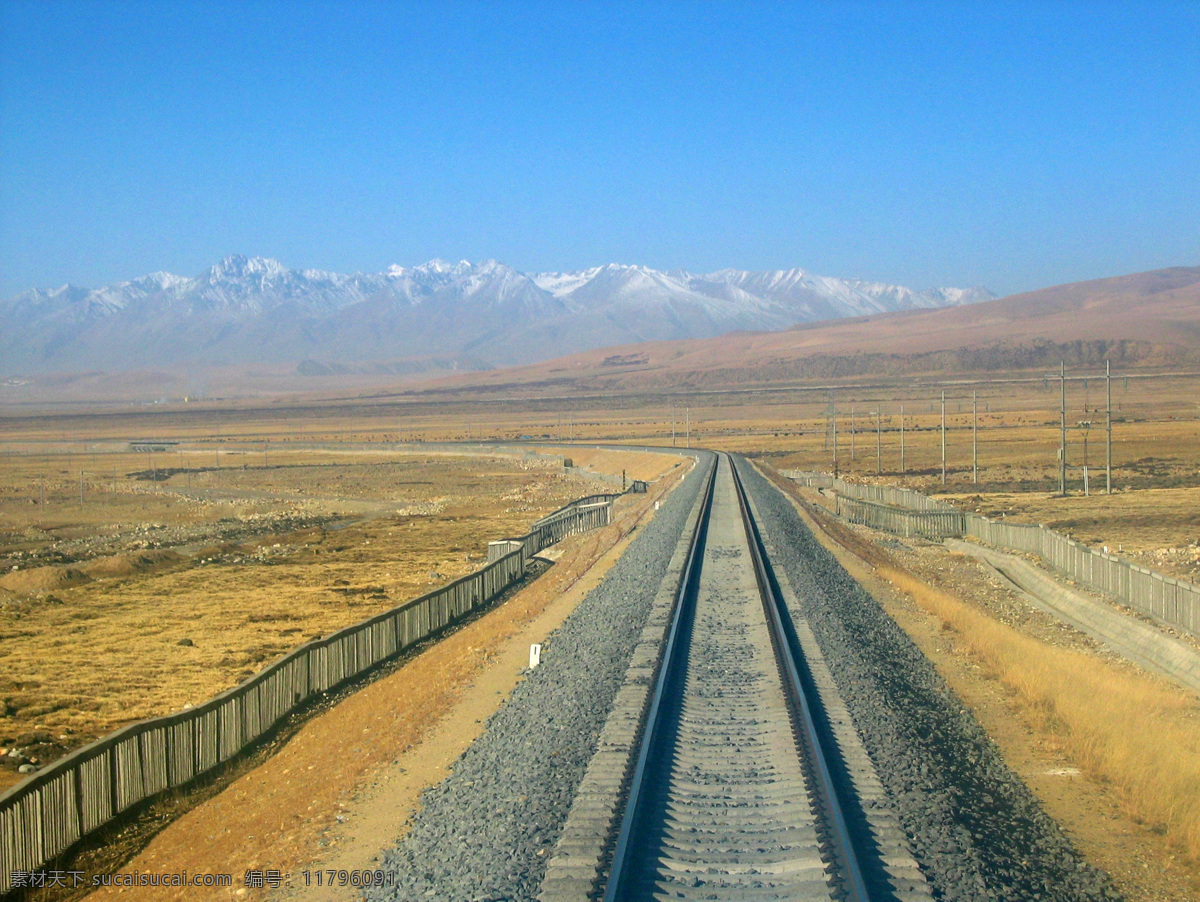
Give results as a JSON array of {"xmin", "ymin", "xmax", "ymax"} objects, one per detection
[
  {"xmin": 793, "ymin": 470, "xmax": 1200, "ymax": 641},
  {"xmin": 835, "ymin": 494, "xmax": 966, "ymax": 540}
]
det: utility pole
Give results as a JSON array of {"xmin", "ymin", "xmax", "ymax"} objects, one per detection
[
  {"xmin": 832, "ymin": 401, "xmax": 839, "ymax": 476},
  {"xmin": 1078, "ymin": 419, "xmax": 1093, "ymax": 495},
  {"xmin": 672, "ymin": 406, "xmax": 676, "ymax": 448},
  {"xmin": 685, "ymin": 407, "xmax": 690, "ymax": 449},
  {"xmin": 940, "ymin": 391, "xmax": 947, "ymax": 484},
  {"xmin": 875, "ymin": 408, "xmax": 881, "ymax": 475},
  {"xmin": 79, "ymin": 470, "xmax": 84, "ymax": 505},
  {"xmin": 972, "ymin": 390, "xmax": 978, "ymax": 484},
  {"xmin": 899, "ymin": 404, "xmax": 905, "ymax": 476},
  {"xmin": 824, "ymin": 392, "xmax": 836, "ymax": 452},
  {"xmin": 830, "ymin": 393, "xmax": 840, "ymax": 479},
  {"xmin": 850, "ymin": 406, "xmax": 856, "ymax": 461},
  {"xmin": 1060, "ymin": 360, "xmax": 1067, "ymax": 496},
  {"xmin": 1106, "ymin": 359, "xmax": 1113, "ymax": 494}
]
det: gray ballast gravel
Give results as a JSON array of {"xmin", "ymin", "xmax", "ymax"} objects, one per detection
[
  {"xmin": 734, "ymin": 457, "xmax": 1121, "ymax": 902},
  {"xmin": 368, "ymin": 453, "xmax": 714, "ymax": 902}
]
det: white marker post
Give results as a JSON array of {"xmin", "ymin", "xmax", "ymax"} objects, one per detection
[{"xmin": 529, "ymin": 644, "xmax": 542, "ymax": 669}]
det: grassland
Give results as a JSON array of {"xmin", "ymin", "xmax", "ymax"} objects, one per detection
[
  {"xmin": 2, "ymin": 359, "xmax": 1198, "ymax": 893},
  {"xmin": 0, "ymin": 442, "xmax": 685, "ymax": 790},
  {"xmin": 884, "ymin": 555, "xmax": 1200, "ymax": 858}
]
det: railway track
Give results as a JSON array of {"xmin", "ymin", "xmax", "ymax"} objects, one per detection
[
  {"xmin": 380, "ymin": 449, "xmax": 1116, "ymax": 902},
  {"xmin": 591, "ymin": 454, "xmax": 920, "ymax": 901}
]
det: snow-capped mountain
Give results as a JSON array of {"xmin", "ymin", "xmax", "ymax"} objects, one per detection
[{"xmin": 0, "ymin": 256, "xmax": 993, "ymax": 374}]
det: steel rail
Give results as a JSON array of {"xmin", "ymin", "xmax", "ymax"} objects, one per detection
[
  {"xmin": 601, "ymin": 452, "xmax": 872, "ymax": 901},
  {"xmin": 730, "ymin": 454, "xmax": 871, "ymax": 902},
  {"xmin": 600, "ymin": 455, "xmax": 717, "ymax": 902}
]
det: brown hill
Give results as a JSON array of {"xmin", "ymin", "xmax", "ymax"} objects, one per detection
[{"xmin": 415, "ymin": 266, "xmax": 1200, "ymax": 396}]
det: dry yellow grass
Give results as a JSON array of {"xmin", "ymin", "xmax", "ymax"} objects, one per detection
[
  {"xmin": 881, "ymin": 561, "xmax": 1200, "ymax": 861},
  {"xmin": 544, "ymin": 446, "xmax": 684, "ymax": 483},
  {"xmin": 77, "ymin": 475, "xmax": 683, "ymax": 902},
  {"xmin": 0, "ymin": 448, "xmax": 617, "ymax": 788}
]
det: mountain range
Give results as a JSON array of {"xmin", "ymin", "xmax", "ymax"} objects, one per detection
[
  {"xmin": 0, "ymin": 256, "xmax": 994, "ymax": 374},
  {"xmin": 426, "ymin": 265, "xmax": 1200, "ymax": 398}
]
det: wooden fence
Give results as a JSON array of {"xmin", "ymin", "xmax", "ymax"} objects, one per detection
[
  {"xmin": 0, "ymin": 493, "xmax": 617, "ymax": 889},
  {"xmin": 785, "ymin": 470, "xmax": 1200, "ymax": 640}
]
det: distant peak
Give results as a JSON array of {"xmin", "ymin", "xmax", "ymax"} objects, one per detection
[
  {"xmin": 475, "ymin": 259, "xmax": 518, "ymax": 275},
  {"xmin": 210, "ymin": 254, "xmax": 288, "ymax": 279},
  {"xmin": 417, "ymin": 258, "xmax": 471, "ymax": 274},
  {"xmin": 138, "ymin": 271, "xmax": 188, "ymax": 288},
  {"xmin": 212, "ymin": 253, "xmax": 249, "ymax": 274}
]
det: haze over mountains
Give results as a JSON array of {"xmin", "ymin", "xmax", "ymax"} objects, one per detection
[{"xmin": 0, "ymin": 256, "xmax": 993, "ymax": 375}]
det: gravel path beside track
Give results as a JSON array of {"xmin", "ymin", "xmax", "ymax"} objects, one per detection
[
  {"xmin": 734, "ymin": 458, "xmax": 1121, "ymax": 902},
  {"xmin": 369, "ymin": 453, "xmax": 713, "ymax": 902}
]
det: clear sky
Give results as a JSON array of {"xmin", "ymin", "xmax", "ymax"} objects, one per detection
[{"xmin": 1, "ymin": 0, "xmax": 1197, "ymax": 298}]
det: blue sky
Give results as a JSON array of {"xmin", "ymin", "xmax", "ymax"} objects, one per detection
[{"xmin": 1, "ymin": 0, "xmax": 1197, "ymax": 297}]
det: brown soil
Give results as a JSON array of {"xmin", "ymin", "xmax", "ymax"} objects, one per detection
[{"xmin": 762, "ymin": 469, "xmax": 1200, "ymax": 902}]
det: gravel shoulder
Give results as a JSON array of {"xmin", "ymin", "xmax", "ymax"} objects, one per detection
[
  {"xmin": 736, "ymin": 457, "xmax": 1120, "ymax": 902},
  {"xmin": 761, "ymin": 467, "xmax": 1200, "ymax": 902},
  {"xmin": 365, "ymin": 452, "xmax": 714, "ymax": 902}
]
